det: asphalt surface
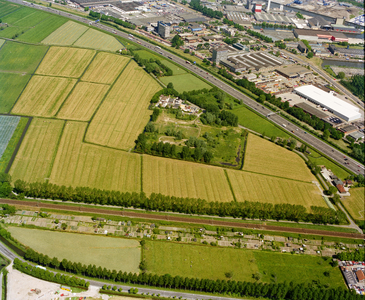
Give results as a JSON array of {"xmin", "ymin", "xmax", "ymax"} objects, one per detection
[{"xmin": 8, "ymin": 0, "xmax": 365, "ymax": 176}]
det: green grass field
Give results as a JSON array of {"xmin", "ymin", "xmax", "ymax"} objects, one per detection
[
  {"xmin": 0, "ymin": 0, "xmax": 20, "ymax": 17},
  {"xmin": 86, "ymin": 61, "xmax": 161, "ymax": 150},
  {"xmin": 9, "ymin": 118, "xmax": 64, "ymax": 183},
  {"xmin": 12, "ymin": 76, "xmax": 77, "ymax": 117},
  {"xmin": 82, "ymin": 52, "xmax": 130, "ymax": 84},
  {"xmin": 244, "ymin": 134, "xmax": 315, "ymax": 182},
  {"xmin": 233, "ymin": 106, "xmax": 289, "ymax": 139},
  {"xmin": 143, "ymin": 241, "xmax": 343, "ymax": 287},
  {"xmin": 8, "ymin": 227, "xmax": 141, "ymax": 272},
  {"xmin": 73, "ymin": 28, "xmax": 123, "ymax": 52},
  {"xmin": 0, "ymin": 39, "xmax": 5, "ymax": 48},
  {"xmin": 0, "ymin": 41, "xmax": 48, "ymax": 73},
  {"xmin": 1, "ymin": 7, "xmax": 49, "ymax": 28},
  {"xmin": 50, "ymin": 121, "xmax": 141, "ymax": 193},
  {"xmin": 0, "ymin": 117, "xmax": 28, "ymax": 173},
  {"xmin": 0, "ymin": 26, "xmax": 28, "ymax": 39},
  {"xmin": 342, "ymin": 187, "xmax": 364, "ymax": 221},
  {"xmin": 0, "ymin": 72, "xmax": 30, "ymax": 113},
  {"xmin": 161, "ymin": 59, "xmax": 187, "ymax": 75},
  {"xmin": 36, "ymin": 46, "xmax": 95, "ymax": 78},
  {"xmin": 227, "ymin": 169, "xmax": 325, "ymax": 210},
  {"xmin": 142, "ymin": 155, "xmax": 234, "ymax": 202},
  {"xmin": 160, "ymin": 73, "xmax": 211, "ymax": 92},
  {"xmin": 42, "ymin": 21, "xmax": 88, "ymax": 45}
]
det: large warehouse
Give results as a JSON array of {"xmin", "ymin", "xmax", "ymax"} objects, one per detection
[{"xmin": 294, "ymin": 85, "xmax": 362, "ymax": 122}]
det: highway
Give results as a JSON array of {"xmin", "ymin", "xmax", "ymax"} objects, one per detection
[{"xmin": 9, "ymin": 0, "xmax": 365, "ymax": 175}]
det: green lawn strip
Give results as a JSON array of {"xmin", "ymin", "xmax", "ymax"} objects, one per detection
[
  {"xmin": 0, "ymin": 117, "xmax": 28, "ymax": 172},
  {"xmin": 0, "ymin": 39, "xmax": 5, "ymax": 48},
  {"xmin": 0, "ymin": 72, "xmax": 31, "ymax": 113},
  {"xmin": 0, "ymin": 41, "xmax": 48, "ymax": 73},
  {"xmin": 160, "ymin": 73, "xmax": 211, "ymax": 92}
]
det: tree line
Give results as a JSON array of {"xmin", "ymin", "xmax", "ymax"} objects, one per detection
[
  {"xmin": 13, "ymin": 180, "xmax": 347, "ymax": 224},
  {"xmin": 189, "ymin": 0, "xmax": 223, "ymax": 19},
  {"xmin": 336, "ymin": 249, "xmax": 365, "ymax": 262},
  {"xmin": 89, "ymin": 11, "xmax": 135, "ymax": 30},
  {"xmin": 134, "ymin": 53, "xmax": 173, "ymax": 77}
]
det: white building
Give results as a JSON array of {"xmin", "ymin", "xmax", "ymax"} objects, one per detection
[{"xmin": 294, "ymin": 85, "xmax": 362, "ymax": 122}]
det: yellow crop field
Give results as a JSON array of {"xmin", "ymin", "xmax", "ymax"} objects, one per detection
[
  {"xmin": 73, "ymin": 28, "xmax": 124, "ymax": 52},
  {"xmin": 9, "ymin": 118, "xmax": 64, "ymax": 183},
  {"xmin": 50, "ymin": 121, "xmax": 141, "ymax": 192},
  {"xmin": 227, "ymin": 169, "xmax": 325, "ymax": 210},
  {"xmin": 143, "ymin": 155, "xmax": 234, "ymax": 202},
  {"xmin": 82, "ymin": 52, "xmax": 130, "ymax": 84},
  {"xmin": 57, "ymin": 82, "xmax": 109, "ymax": 121},
  {"xmin": 342, "ymin": 187, "xmax": 364, "ymax": 221},
  {"xmin": 12, "ymin": 76, "xmax": 76, "ymax": 117},
  {"xmin": 42, "ymin": 21, "xmax": 88, "ymax": 45},
  {"xmin": 243, "ymin": 134, "xmax": 315, "ymax": 182},
  {"xmin": 86, "ymin": 61, "xmax": 161, "ymax": 150},
  {"xmin": 36, "ymin": 47, "xmax": 95, "ymax": 78}
]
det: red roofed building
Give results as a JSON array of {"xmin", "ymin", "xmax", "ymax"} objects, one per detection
[
  {"xmin": 336, "ymin": 184, "xmax": 346, "ymax": 194},
  {"xmin": 356, "ymin": 270, "xmax": 365, "ymax": 283}
]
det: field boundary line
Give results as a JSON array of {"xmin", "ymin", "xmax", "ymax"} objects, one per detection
[
  {"xmin": 13, "ymin": 13, "xmax": 54, "ymax": 40},
  {"xmin": 0, "ymin": 40, "xmax": 6, "ymax": 51},
  {"xmin": 240, "ymin": 131, "xmax": 248, "ymax": 170},
  {"xmin": 224, "ymin": 169, "xmax": 237, "ymax": 202},
  {"xmin": 71, "ymin": 26, "xmax": 91, "ymax": 47},
  {"xmin": 4, "ymin": 116, "xmax": 32, "ymax": 173},
  {"xmin": 46, "ymin": 119, "xmax": 66, "ymax": 179}
]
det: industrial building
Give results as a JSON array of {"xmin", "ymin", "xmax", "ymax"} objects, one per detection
[
  {"xmin": 293, "ymin": 29, "xmax": 349, "ymax": 43},
  {"xmin": 254, "ymin": 12, "xmax": 293, "ymax": 24},
  {"xmin": 157, "ymin": 21, "xmax": 170, "ymax": 38},
  {"xmin": 294, "ymin": 102, "xmax": 329, "ymax": 119},
  {"xmin": 328, "ymin": 44, "xmax": 365, "ymax": 56},
  {"xmin": 276, "ymin": 65, "xmax": 312, "ymax": 78},
  {"xmin": 294, "ymin": 85, "xmax": 362, "ymax": 122}
]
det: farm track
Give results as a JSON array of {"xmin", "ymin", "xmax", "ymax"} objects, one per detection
[{"xmin": 1, "ymin": 198, "xmax": 364, "ymax": 239}]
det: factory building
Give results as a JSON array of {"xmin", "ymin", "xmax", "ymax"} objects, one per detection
[
  {"xmin": 294, "ymin": 85, "xmax": 361, "ymax": 122},
  {"xmin": 293, "ymin": 29, "xmax": 348, "ymax": 43},
  {"xmin": 157, "ymin": 21, "xmax": 170, "ymax": 38}
]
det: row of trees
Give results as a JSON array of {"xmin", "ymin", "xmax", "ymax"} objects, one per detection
[
  {"xmin": 246, "ymin": 29, "xmax": 273, "ymax": 43},
  {"xmin": 336, "ymin": 249, "xmax": 365, "ymax": 261},
  {"xmin": 341, "ymin": 75, "xmax": 364, "ymax": 101},
  {"xmin": 189, "ymin": 0, "xmax": 223, "ymax": 19},
  {"xmin": 134, "ymin": 54, "xmax": 173, "ymax": 77},
  {"xmin": 16, "ymin": 248, "xmax": 362, "ymax": 300},
  {"xmin": 13, "ymin": 180, "xmax": 347, "ymax": 224},
  {"xmin": 89, "ymin": 11, "xmax": 135, "ymax": 30}
]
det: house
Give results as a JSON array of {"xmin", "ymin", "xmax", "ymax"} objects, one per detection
[
  {"xmin": 343, "ymin": 180, "xmax": 353, "ymax": 187},
  {"xmin": 356, "ymin": 270, "xmax": 365, "ymax": 283},
  {"xmin": 336, "ymin": 184, "xmax": 346, "ymax": 194}
]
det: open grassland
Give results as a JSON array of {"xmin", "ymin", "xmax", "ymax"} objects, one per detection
[
  {"xmin": 143, "ymin": 155, "xmax": 234, "ymax": 202},
  {"xmin": 73, "ymin": 28, "xmax": 123, "ymax": 52},
  {"xmin": 0, "ymin": 1, "xmax": 20, "ymax": 17},
  {"xmin": 1, "ymin": 7, "xmax": 49, "ymax": 28},
  {"xmin": 57, "ymin": 82, "xmax": 109, "ymax": 121},
  {"xmin": 36, "ymin": 46, "xmax": 95, "ymax": 78},
  {"xmin": 0, "ymin": 39, "xmax": 4, "ymax": 47},
  {"xmin": 0, "ymin": 117, "xmax": 28, "ymax": 173},
  {"xmin": 12, "ymin": 76, "xmax": 77, "ymax": 117},
  {"xmin": 227, "ymin": 169, "xmax": 325, "ymax": 210},
  {"xmin": 0, "ymin": 41, "xmax": 48, "ymax": 73},
  {"xmin": 9, "ymin": 118, "xmax": 64, "ymax": 183},
  {"xmin": 144, "ymin": 241, "xmax": 258, "ymax": 282},
  {"xmin": 82, "ymin": 52, "xmax": 130, "ymax": 84},
  {"xmin": 86, "ymin": 62, "xmax": 161, "ymax": 150},
  {"xmin": 160, "ymin": 73, "xmax": 211, "ymax": 92},
  {"xmin": 233, "ymin": 106, "xmax": 289, "ymax": 139},
  {"xmin": 244, "ymin": 134, "xmax": 314, "ymax": 182},
  {"xmin": 8, "ymin": 227, "xmax": 141, "ymax": 272},
  {"xmin": 134, "ymin": 50, "xmax": 159, "ymax": 60},
  {"xmin": 50, "ymin": 121, "xmax": 141, "ymax": 192},
  {"xmin": 16, "ymin": 16, "xmax": 67, "ymax": 43},
  {"xmin": 342, "ymin": 187, "xmax": 365, "ymax": 221},
  {"xmin": 0, "ymin": 72, "xmax": 30, "ymax": 113},
  {"xmin": 0, "ymin": 26, "xmax": 28, "ymax": 39},
  {"xmin": 0, "ymin": 116, "xmax": 20, "ymax": 158},
  {"xmin": 42, "ymin": 21, "xmax": 88, "ymax": 45},
  {"xmin": 161, "ymin": 59, "xmax": 187, "ymax": 75}
]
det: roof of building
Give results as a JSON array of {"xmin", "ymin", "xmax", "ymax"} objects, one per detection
[
  {"xmin": 340, "ymin": 124, "xmax": 358, "ymax": 133},
  {"xmin": 308, "ymin": 16, "xmax": 331, "ymax": 26},
  {"xmin": 294, "ymin": 85, "xmax": 361, "ymax": 121},
  {"xmin": 356, "ymin": 270, "xmax": 365, "ymax": 281},
  {"xmin": 331, "ymin": 24, "xmax": 357, "ymax": 30},
  {"xmin": 336, "ymin": 184, "xmax": 346, "ymax": 193},
  {"xmin": 276, "ymin": 65, "xmax": 312, "ymax": 77},
  {"xmin": 294, "ymin": 29, "xmax": 348, "ymax": 39},
  {"xmin": 294, "ymin": 102, "xmax": 328, "ymax": 119},
  {"xmin": 348, "ymin": 131, "xmax": 365, "ymax": 140}
]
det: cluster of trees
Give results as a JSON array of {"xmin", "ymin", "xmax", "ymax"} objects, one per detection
[
  {"xmin": 274, "ymin": 41, "xmax": 286, "ymax": 49},
  {"xmin": 89, "ymin": 11, "xmax": 135, "ymax": 30},
  {"xmin": 16, "ymin": 249, "xmax": 362, "ymax": 300},
  {"xmin": 134, "ymin": 54, "xmax": 173, "ymax": 77},
  {"xmin": 150, "ymin": 87, "xmax": 179, "ymax": 104},
  {"xmin": 13, "ymin": 259, "xmax": 89, "ymax": 288},
  {"xmin": 0, "ymin": 204, "xmax": 16, "ymax": 216},
  {"xmin": 341, "ymin": 75, "xmax": 364, "ymax": 101},
  {"xmin": 171, "ymin": 35, "xmax": 184, "ymax": 48},
  {"xmin": 189, "ymin": 0, "xmax": 223, "ymax": 19},
  {"xmin": 346, "ymin": 174, "xmax": 364, "ymax": 187},
  {"xmin": 347, "ymin": 140, "xmax": 364, "ymax": 164},
  {"xmin": 0, "ymin": 172, "xmax": 12, "ymax": 198},
  {"xmin": 336, "ymin": 249, "xmax": 365, "ymax": 261},
  {"xmin": 223, "ymin": 37, "xmax": 239, "ymax": 45},
  {"xmin": 13, "ymin": 180, "xmax": 347, "ymax": 224},
  {"xmin": 246, "ymin": 29, "xmax": 273, "ymax": 43}
]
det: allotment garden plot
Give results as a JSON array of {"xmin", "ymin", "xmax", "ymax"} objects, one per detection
[
  {"xmin": 8, "ymin": 227, "xmax": 141, "ymax": 273},
  {"xmin": 86, "ymin": 61, "xmax": 161, "ymax": 150}
]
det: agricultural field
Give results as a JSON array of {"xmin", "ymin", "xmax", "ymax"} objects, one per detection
[
  {"xmin": 56, "ymin": 82, "xmax": 109, "ymax": 121},
  {"xmin": 0, "ymin": 72, "xmax": 30, "ymax": 113},
  {"xmin": 73, "ymin": 28, "xmax": 124, "ymax": 52},
  {"xmin": 0, "ymin": 7, "xmax": 49, "ymax": 28},
  {"xmin": 0, "ymin": 116, "xmax": 20, "ymax": 159},
  {"xmin": 342, "ymin": 187, "xmax": 365, "ymax": 221},
  {"xmin": 0, "ymin": 0, "xmax": 20, "ymax": 17},
  {"xmin": 0, "ymin": 41, "xmax": 48, "ymax": 73},
  {"xmin": 0, "ymin": 117, "xmax": 28, "ymax": 173},
  {"xmin": 12, "ymin": 76, "xmax": 77, "ymax": 117},
  {"xmin": 50, "ymin": 121, "xmax": 141, "ymax": 192},
  {"xmin": 160, "ymin": 73, "xmax": 211, "ymax": 92},
  {"xmin": 226, "ymin": 169, "xmax": 325, "ymax": 210},
  {"xmin": 36, "ymin": 47, "xmax": 95, "ymax": 78},
  {"xmin": 86, "ymin": 61, "xmax": 161, "ymax": 150},
  {"xmin": 233, "ymin": 106, "xmax": 289, "ymax": 139},
  {"xmin": 7, "ymin": 227, "xmax": 141, "ymax": 272},
  {"xmin": 9, "ymin": 118, "xmax": 64, "ymax": 183},
  {"xmin": 243, "ymin": 134, "xmax": 314, "ymax": 182},
  {"xmin": 82, "ymin": 52, "xmax": 130, "ymax": 84},
  {"xmin": 42, "ymin": 21, "xmax": 88, "ymax": 46},
  {"xmin": 144, "ymin": 241, "xmax": 343, "ymax": 287},
  {"xmin": 0, "ymin": 39, "xmax": 4, "ymax": 47},
  {"xmin": 142, "ymin": 155, "xmax": 234, "ymax": 202}
]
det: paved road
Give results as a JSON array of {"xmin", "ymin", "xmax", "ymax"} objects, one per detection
[{"xmin": 8, "ymin": 0, "xmax": 365, "ymax": 176}]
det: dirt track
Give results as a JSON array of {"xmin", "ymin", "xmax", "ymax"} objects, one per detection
[{"xmin": 1, "ymin": 198, "xmax": 364, "ymax": 239}]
